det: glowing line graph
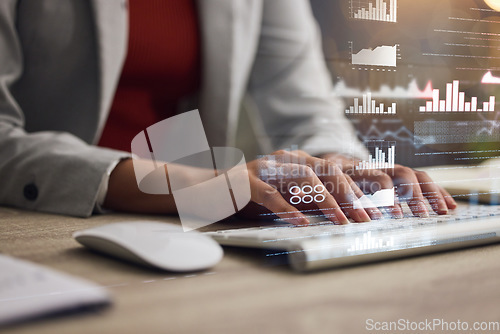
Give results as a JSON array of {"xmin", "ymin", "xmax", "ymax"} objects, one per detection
[
  {"xmin": 477, "ymin": 123, "xmax": 500, "ymax": 136},
  {"xmin": 414, "ymin": 120, "xmax": 500, "ymax": 145},
  {"xmin": 331, "ymin": 79, "xmax": 433, "ymax": 99},
  {"xmin": 358, "ymin": 116, "xmax": 500, "ymax": 149},
  {"xmin": 356, "ymin": 124, "xmax": 422, "ymax": 148},
  {"xmin": 476, "ymin": 112, "xmax": 500, "ymax": 136},
  {"xmin": 351, "ymin": 44, "xmax": 398, "ymax": 67}
]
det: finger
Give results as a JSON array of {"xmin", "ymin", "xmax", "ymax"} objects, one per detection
[
  {"xmin": 348, "ymin": 168, "xmax": 405, "ymax": 219},
  {"xmin": 348, "ymin": 168, "xmax": 392, "ymax": 192},
  {"xmin": 386, "ymin": 195, "xmax": 404, "ymax": 219},
  {"xmin": 439, "ymin": 186, "xmax": 457, "ymax": 210},
  {"xmin": 394, "ymin": 167, "xmax": 430, "ymax": 218},
  {"xmin": 284, "ymin": 152, "xmax": 371, "ymax": 223},
  {"xmin": 251, "ymin": 178, "xmax": 310, "ymax": 225},
  {"xmin": 254, "ymin": 152, "xmax": 350, "ymax": 224},
  {"xmin": 290, "ymin": 183, "xmax": 349, "ymax": 225},
  {"xmin": 415, "ymin": 170, "xmax": 449, "ymax": 215},
  {"xmin": 322, "ymin": 165, "xmax": 371, "ymax": 223},
  {"xmin": 343, "ymin": 173, "xmax": 383, "ymax": 220},
  {"xmin": 286, "ymin": 165, "xmax": 349, "ymax": 225}
]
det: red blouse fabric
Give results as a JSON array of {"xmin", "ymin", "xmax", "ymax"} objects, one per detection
[{"xmin": 98, "ymin": 0, "xmax": 201, "ymax": 152}]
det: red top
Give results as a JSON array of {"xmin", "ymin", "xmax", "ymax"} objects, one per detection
[{"xmin": 98, "ymin": 0, "xmax": 201, "ymax": 152}]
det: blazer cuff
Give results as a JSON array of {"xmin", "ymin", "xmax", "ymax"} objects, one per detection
[{"xmin": 93, "ymin": 158, "xmax": 127, "ymax": 214}]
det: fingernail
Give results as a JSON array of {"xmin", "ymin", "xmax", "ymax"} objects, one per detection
[
  {"xmin": 352, "ymin": 209, "xmax": 371, "ymax": 222},
  {"xmin": 329, "ymin": 208, "xmax": 349, "ymax": 225},
  {"xmin": 333, "ymin": 215, "xmax": 349, "ymax": 225},
  {"xmin": 394, "ymin": 212, "xmax": 404, "ymax": 219},
  {"xmin": 291, "ymin": 214, "xmax": 309, "ymax": 226},
  {"xmin": 391, "ymin": 207, "xmax": 404, "ymax": 219},
  {"xmin": 437, "ymin": 206, "xmax": 448, "ymax": 215},
  {"xmin": 431, "ymin": 202, "xmax": 448, "ymax": 215},
  {"xmin": 417, "ymin": 202, "xmax": 429, "ymax": 218},
  {"xmin": 368, "ymin": 208, "xmax": 383, "ymax": 220},
  {"xmin": 338, "ymin": 218, "xmax": 350, "ymax": 225}
]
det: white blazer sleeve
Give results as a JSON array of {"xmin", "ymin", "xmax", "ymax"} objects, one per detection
[
  {"xmin": 247, "ymin": 0, "xmax": 368, "ymax": 159},
  {"xmin": 0, "ymin": 1, "xmax": 129, "ymax": 217}
]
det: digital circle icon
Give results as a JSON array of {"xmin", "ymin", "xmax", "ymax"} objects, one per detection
[{"xmin": 289, "ymin": 185, "xmax": 326, "ymax": 205}]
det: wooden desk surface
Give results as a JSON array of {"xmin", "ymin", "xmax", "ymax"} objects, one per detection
[{"xmin": 2, "ymin": 206, "xmax": 500, "ymax": 334}]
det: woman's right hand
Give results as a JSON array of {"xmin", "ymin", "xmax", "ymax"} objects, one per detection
[
  {"xmin": 103, "ymin": 150, "xmax": 379, "ymax": 225},
  {"xmin": 244, "ymin": 150, "xmax": 382, "ymax": 225}
]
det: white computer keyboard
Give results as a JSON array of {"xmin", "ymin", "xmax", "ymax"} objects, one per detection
[
  {"xmin": 206, "ymin": 204, "xmax": 500, "ymax": 271},
  {"xmin": 207, "ymin": 204, "xmax": 500, "ymax": 246}
]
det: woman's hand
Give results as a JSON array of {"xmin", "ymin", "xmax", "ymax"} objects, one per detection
[
  {"xmin": 243, "ymin": 150, "xmax": 457, "ymax": 225},
  {"xmin": 343, "ymin": 165, "xmax": 457, "ymax": 218},
  {"xmin": 244, "ymin": 150, "xmax": 382, "ymax": 225},
  {"xmin": 320, "ymin": 152, "xmax": 457, "ymax": 218},
  {"xmin": 103, "ymin": 151, "xmax": 457, "ymax": 225}
]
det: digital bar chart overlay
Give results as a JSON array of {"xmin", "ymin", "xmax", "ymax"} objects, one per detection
[
  {"xmin": 345, "ymin": 92, "xmax": 396, "ymax": 114},
  {"xmin": 351, "ymin": 44, "xmax": 398, "ymax": 67},
  {"xmin": 347, "ymin": 231, "xmax": 395, "ymax": 253},
  {"xmin": 356, "ymin": 141, "xmax": 395, "ymax": 170},
  {"xmin": 419, "ymin": 80, "xmax": 495, "ymax": 112},
  {"xmin": 351, "ymin": 0, "xmax": 398, "ymax": 23}
]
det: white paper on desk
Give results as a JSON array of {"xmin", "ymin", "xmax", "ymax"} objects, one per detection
[{"xmin": 0, "ymin": 254, "xmax": 111, "ymax": 326}]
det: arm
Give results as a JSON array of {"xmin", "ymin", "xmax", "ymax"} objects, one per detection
[
  {"xmin": 0, "ymin": 1, "xmax": 129, "ymax": 217},
  {"xmin": 104, "ymin": 0, "xmax": 455, "ymax": 221},
  {"xmin": 103, "ymin": 158, "xmax": 176, "ymax": 214}
]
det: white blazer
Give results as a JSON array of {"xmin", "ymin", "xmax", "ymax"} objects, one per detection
[{"xmin": 0, "ymin": 0, "xmax": 367, "ymax": 217}]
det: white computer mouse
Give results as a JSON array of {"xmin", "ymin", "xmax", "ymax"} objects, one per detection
[{"xmin": 73, "ymin": 221, "xmax": 223, "ymax": 272}]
